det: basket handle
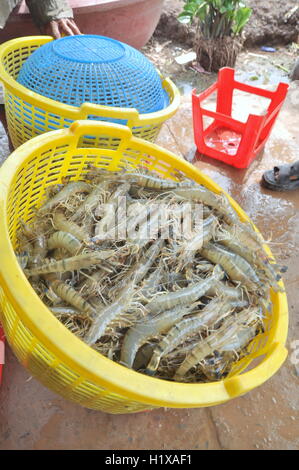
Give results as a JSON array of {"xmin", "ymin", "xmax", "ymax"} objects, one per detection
[
  {"xmin": 69, "ymin": 120, "xmax": 134, "ymax": 142},
  {"xmin": 78, "ymin": 102, "xmax": 140, "ymax": 123},
  {"xmin": 224, "ymin": 343, "xmax": 288, "ymax": 398}
]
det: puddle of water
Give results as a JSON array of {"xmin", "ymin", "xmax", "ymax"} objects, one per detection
[
  {"xmin": 173, "ymin": 70, "xmax": 215, "ymax": 95},
  {"xmin": 239, "ymin": 185, "xmax": 299, "ymax": 257},
  {"xmin": 235, "ymin": 50, "xmax": 291, "ymax": 88}
]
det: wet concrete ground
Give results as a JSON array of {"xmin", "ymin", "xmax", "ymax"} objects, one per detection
[{"xmin": 0, "ymin": 53, "xmax": 299, "ymax": 450}]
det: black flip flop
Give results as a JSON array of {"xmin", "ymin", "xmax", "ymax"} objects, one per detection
[{"xmin": 262, "ymin": 161, "xmax": 299, "ymax": 191}]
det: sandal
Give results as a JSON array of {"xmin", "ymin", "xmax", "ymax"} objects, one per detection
[{"xmin": 262, "ymin": 161, "xmax": 299, "ymax": 191}]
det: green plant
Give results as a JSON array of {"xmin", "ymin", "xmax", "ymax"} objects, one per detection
[{"xmin": 178, "ymin": 0, "xmax": 252, "ymax": 39}]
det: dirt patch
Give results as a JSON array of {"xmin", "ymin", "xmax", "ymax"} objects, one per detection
[
  {"xmin": 245, "ymin": 1, "xmax": 299, "ymax": 46},
  {"xmin": 155, "ymin": 0, "xmax": 195, "ymax": 47},
  {"xmin": 155, "ymin": 0, "xmax": 299, "ymax": 47}
]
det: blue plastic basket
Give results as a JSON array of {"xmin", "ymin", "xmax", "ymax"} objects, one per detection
[{"xmin": 17, "ymin": 35, "xmax": 169, "ymax": 114}]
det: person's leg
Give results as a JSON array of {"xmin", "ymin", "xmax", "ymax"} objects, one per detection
[
  {"xmin": 262, "ymin": 161, "xmax": 299, "ymax": 191},
  {"xmin": 0, "ymin": 0, "xmax": 20, "ymax": 29}
]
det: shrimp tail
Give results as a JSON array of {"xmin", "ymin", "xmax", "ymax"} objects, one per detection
[{"xmin": 145, "ymin": 351, "xmax": 161, "ymax": 376}]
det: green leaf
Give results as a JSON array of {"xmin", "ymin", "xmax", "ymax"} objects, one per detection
[
  {"xmin": 212, "ymin": 0, "xmax": 222, "ymax": 8},
  {"xmin": 195, "ymin": 2, "xmax": 209, "ymax": 20},
  {"xmin": 178, "ymin": 0, "xmax": 252, "ymax": 37},
  {"xmin": 232, "ymin": 7, "xmax": 252, "ymax": 34},
  {"xmin": 178, "ymin": 0, "xmax": 209, "ymax": 24}
]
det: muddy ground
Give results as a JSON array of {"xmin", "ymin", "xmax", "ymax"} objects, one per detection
[
  {"xmin": 156, "ymin": 0, "xmax": 299, "ymax": 48},
  {"xmin": 143, "ymin": 39, "xmax": 298, "ymax": 102}
]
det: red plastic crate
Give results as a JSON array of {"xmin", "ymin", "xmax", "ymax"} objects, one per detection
[
  {"xmin": 0, "ymin": 325, "xmax": 4, "ymax": 385},
  {"xmin": 192, "ymin": 67, "xmax": 289, "ymax": 169}
]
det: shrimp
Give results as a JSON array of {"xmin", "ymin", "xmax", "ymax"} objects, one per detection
[
  {"xmin": 120, "ymin": 303, "xmax": 197, "ymax": 368},
  {"xmin": 17, "ymin": 168, "xmax": 283, "ymax": 384},
  {"xmin": 194, "ymin": 260, "xmax": 214, "ymax": 274},
  {"xmin": 217, "ymin": 232, "xmax": 283, "ymax": 291},
  {"xmin": 25, "ymin": 250, "xmax": 116, "ymax": 276},
  {"xmin": 125, "ymin": 173, "xmax": 194, "ymax": 190},
  {"xmin": 85, "ymin": 240, "xmax": 164, "ymax": 344},
  {"xmin": 16, "ymin": 252, "xmax": 29, "ymax": 269},
  {"xmin": 200, "ymin": 352, "xmax": 235, "ymax": 381},
  {"xmin": 17, "ymin": 232, "xmax": 34, "ymax": 259},
  {"xmin": 146, "ymin": 264, "xmax": 224, "ymax": 314},
  {"xmin": 30, "ymin": 233, "xmax": 47, "ymax": 266},
  {"xmin": 50, "ymin": 306, "xmax": 82, "ymax": 316},
  {"xmin": 218, "ymin": 193, "xmax": 240, "ymax": 225},
  {"xmin": 140, "ymin": 267, "xmax": 164, "ymax": 298},
  {"xmin": 220, "ymin": 223, "xmax": 265, "ymax": 253},
  {"xmin": 218, "ymin": 195, "xmax": 266, "ymax": 245},
  {"xmin": 53, "ymin": 211, "xmax": 89, "ymax": 241},
  {"xmin": 159, "ymin": 270, "xmax": 187, "ymax": 288},
  {"xmin": 174, "ymin": 307, "xmax": 262, "ymax": 380},
  {"xmin": 145, "ymin": 298, "xmax": 249, "ymax": 375},
  {"xmin": 87, "ymin": 166, "xmax": 194, "ymax": 191},
  {"xmin": 220, "ymin": 323, "xmax": 261, "ymax": 353},
  {"xmin": 170, "ymin": 187, "xmax": 238, "ymax": 225},
  {"xmin": 78, "ymin": 269, "xmax": 111, "ymax": 295},
  {"xmin": 96, "ymin": 201, "xmax": 154, "ymax": 243},
  {"xmin": 107, "ymin": 239, "xmax": 163, "ymax": 298},
  {"xmin": 48, "ymin": 231, "xmax": 82, "ymax": 256},
  {"xmin": 38, "ymin": 181, "xmax": 92, "ymax": 214},
  {"xmin": 171, "ymin": 187, "xmax": 264, "ymax": 245},
  {"xmin": 85, "ymin": 165, "xmax": 123, "ymax": 181},
  {"xmin": 130, "ymin": 206, "xmax": 162, "ymax": 246},
  {"xmin": 206, "ymin": 281, "xmax": 245, "ymax": 301},
  {"xmin": 130, "ymin": 239, "xmax": 164, "ymax": 284},
  {"xmin": 189, "ymin": 326, "xmax": 259, "ymax": 379},
  {"xmin": 94, "ymin": 183, "xmax": 130, "ymax": 237},
  {"xmin": 44, "ymin": 285, "xmax": 62, "ymax": 305},
  {"xmin": 19, "ymin": 220, "xmax": 37, "ymax": 239},
  {"xmin": 93, "ymin": 208, "xmax": 115, "ymax": 239},
  {"xmin": 132, "ymin": 344, "xmax": 155, "ymax": 371},
  {"xmin": 70, "ymin": 181, "xmax": 110, "ymax": 223},
  {"xmin": 84, "ymin": 282, "xmax": 136, "ymax": 345},
  {"xmin": 217, "ymin": 233, "xmax": 260, "ymax": 264},
  {"xmin": 51, "ymin": 280, "xmax": 95, "ymax": 316},
  {"xmin": 176, "ymin": 214, "xmax": 217, "ymax": 270},
  {"xmin": 201, "ymin": 243, "xmax": 261, "ymax": 290}
]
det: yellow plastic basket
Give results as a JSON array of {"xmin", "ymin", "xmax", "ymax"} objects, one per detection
[
  {"xmin": 0, "ymin": 121, "xmax": 288, "ymax": 414},
  {"xmin": 0, "ymin": 36, "xmax": 180, "ymax": 149}
]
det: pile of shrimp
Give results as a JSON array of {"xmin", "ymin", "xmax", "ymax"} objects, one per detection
[{"xmin": 16, "ymin": 165, "xmax": 286, "ymax": 383}]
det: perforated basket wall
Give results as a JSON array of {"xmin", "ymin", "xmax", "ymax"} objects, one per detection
[
  {"xmin": 0, "ymin": 36, "xmax": 180, "ymax": 149},
  {"xmin": 17, "ymin": 35, "xmax": 168, "ymax": 113},
  {"xmin": 0, "ymin": 122, "xmax": 288, "ymax": 413}
]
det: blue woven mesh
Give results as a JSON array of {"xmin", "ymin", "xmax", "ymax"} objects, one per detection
[{"xmin": 17, "ymin": 35, "xmax": 169, "ymax": 114}]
